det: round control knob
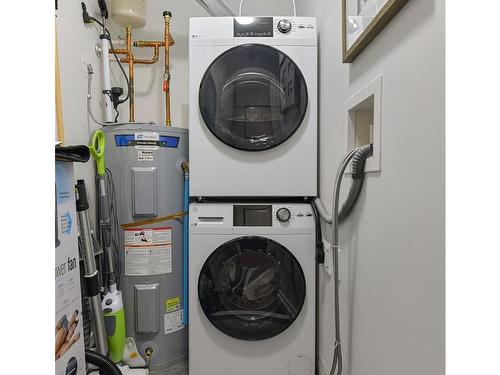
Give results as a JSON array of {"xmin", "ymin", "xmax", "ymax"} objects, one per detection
[
  {"xmin": 277, "ymin": 19, "xmax": 292, "ymax": 34},
  {"xmin": 276, "ymin": 208, "xmax": 291, "ymax": 223}
]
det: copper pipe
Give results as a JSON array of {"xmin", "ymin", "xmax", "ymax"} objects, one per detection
[
  {"xmin": 132, "ymin": 42, "xmax": 160, "ymax": 64},
  {"xmin": 107, "ymin": 15, "xmax": 176, "ymax": 125},
  {"xmin": 133, "ymin": 49, "xmax": 160, "ymax": 64},
  {"xmin": 135, "ymin": 41, "xmax": 164, "ymax": 48},
  {"xmin": 110, "ymin": 48, "xmax": 129, "ymax": 55},
  {"xmin": 163, "ymin": 11, "xmax": 175, "ymax": 126}
]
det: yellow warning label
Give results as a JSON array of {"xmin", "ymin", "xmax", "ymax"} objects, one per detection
[{"xmin": 165, "ymin": 297, "xmax": 181, "ymax": 312}]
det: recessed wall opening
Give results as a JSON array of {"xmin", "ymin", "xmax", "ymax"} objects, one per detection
[
  {"xmin": 345, "ymin": 75, "xmax": 382, "ymax": 172},
  {"xmin": 353, "ymin": 96, "xmax": 374, "ymax": 147}
]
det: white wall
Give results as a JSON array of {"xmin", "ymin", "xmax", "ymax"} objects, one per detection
[{"xmin": 296, "ymin": 0, "xmax": 445, "ymax": 374}]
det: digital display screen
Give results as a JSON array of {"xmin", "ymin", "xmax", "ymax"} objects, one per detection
[
  {"xmin": 234, "ymin": 205, "xmax": 272, "ymax": 227},
  {"xmin": 234, "ymin": 17, "xmax": 274, "ymax": 38}
]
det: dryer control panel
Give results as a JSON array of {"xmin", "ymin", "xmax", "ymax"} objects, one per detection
[{"xmin": 190, "ymin": 17, "xmax": 317, "ymax": 45}]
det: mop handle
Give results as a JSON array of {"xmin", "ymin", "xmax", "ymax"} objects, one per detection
[{"xmin": 89, "ymin": 130, "xmax": 106, "ymax": 176}]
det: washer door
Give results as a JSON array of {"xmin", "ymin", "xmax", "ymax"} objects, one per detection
[
  {"xmin": 198, "ymin": 236, "xmax": 306, "ymax": 341},
  {"xmin": 199, "ymin": 44, "xmax": 308, "ymax": 151}
]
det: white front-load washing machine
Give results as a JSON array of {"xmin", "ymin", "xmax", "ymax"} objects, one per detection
[
  {"xmin": 189, "ymin": 17, "xmax": 317, "ymax": 198},
  {"xmin": 189, "ymin": 203, "xmax": 316, "ymax": 375}
]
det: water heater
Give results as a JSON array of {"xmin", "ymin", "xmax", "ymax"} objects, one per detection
[
  {"xmin": 103, "ymin": 124, "xmax": 188, "ymax": 372},
  {"xmin": 111, "ymin": 0, "xmax": 147, "ymax": 29}
]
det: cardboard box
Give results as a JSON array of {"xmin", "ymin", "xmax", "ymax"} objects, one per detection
[{"xmin": 55, "ymin": 161, "xmax": 86, "ymax": 375}]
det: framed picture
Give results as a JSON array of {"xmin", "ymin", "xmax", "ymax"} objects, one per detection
[{"xmin": 343, "ymin": 0, "xmax": 409, "ymax": 63}]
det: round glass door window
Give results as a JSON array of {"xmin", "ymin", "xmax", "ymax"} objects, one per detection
[
  {"xmin": 198, "ymin": 236, "xmax": 306, "ymax": 341},
  {"xmin": 199, "ymin": 44, "xmax": 308, "ymax": 151}
]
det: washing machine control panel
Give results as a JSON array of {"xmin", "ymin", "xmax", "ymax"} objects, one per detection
[
  {"xmin": 272, "ymin": 206, "xmax": 313, "ymax": 226},
  {"xmin": 190, "ymin": 204, "xmax": 315, "ymax": 233}
]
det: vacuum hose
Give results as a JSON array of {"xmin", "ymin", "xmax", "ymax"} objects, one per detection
[{"xmin": 85, "ymin": 349, "xmax": 122, "ymax": 375}]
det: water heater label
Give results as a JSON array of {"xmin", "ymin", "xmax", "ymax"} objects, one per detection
[
  {"xmin": 165, "ymin": 297, "xmax": 181, "ymax": 313},
  {"xmin": 164, "ymin": 309, "xmax": 183, "ymax": 335},
  {"xmin": 124, "ymin": 227, "xmax": 172, "ymax": 276},
  {"xmin": 134, "ymin": 132, "xmax": 160, "ymax": 150}
]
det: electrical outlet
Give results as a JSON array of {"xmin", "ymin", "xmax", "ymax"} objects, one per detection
[{"xmin": 322, "ymin": 239, "xmax": 332, "ymax": 277}]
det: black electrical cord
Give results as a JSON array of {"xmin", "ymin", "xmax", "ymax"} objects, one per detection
[
  {"xmin": 85, "ymin": 349, "xmax": 122, "ymax": 375},
  {"xmin": 310, "ymin": 200, "xmax": 325, "ymax": 264},
  {"xmin": 81, "ymin": 1, "xmax": 130, "ymax": 108}
]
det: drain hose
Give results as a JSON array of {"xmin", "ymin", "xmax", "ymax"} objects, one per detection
[
  {"xmin": 314, "ymin": 144, "xmax": 373, "ymax": 224},
  {"xmin": 85, "ymin": 349, "xmax": 122, "ymax": 375},
  {"xmin": 338, "ymin": 144, "xmax": 373, "ymax": 222},
  {"xmin": 329, "ymin": 144, "xmax": 372, "ymax": 375}
]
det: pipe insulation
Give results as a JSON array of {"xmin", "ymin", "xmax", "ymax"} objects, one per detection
[{"xmin": 314, "ymin": 144, "xmax": 373, "ymax": 224}]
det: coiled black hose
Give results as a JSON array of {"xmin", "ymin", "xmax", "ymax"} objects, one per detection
[
  {"xmin": 85, "ymin": 350, "xmax": 122, "ymax": 375},
  {"xmin": 338, "ymin": 144, "xmax": 373, "ymax": 223}
]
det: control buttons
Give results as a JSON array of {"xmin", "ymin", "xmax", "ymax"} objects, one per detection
[
  {"xmin": 276, "ymin": 207, "xmax": 292, "ymax": 223},
  {"xmin": 103, "ymin": 308, "xmax": 112, "ymax": 314},
  {"xmin": 105, "ymin": 299, "xmax": 113, "ymax": 306},
  {"xmin": 277, "ymin": 19, "xmax": 292, "ymax": 34}
]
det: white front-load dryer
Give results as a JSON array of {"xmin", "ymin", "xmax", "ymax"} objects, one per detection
[
  {"xmin": 189, "ymin": 17, "xmax": 317, "ymax": 198},
  {"xmin": 189, "ymin": 203, "xmax": 316, "ymax": 375}
]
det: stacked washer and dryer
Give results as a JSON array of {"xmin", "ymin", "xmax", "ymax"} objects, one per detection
[{"xmin": 188, "ymin": 16, "xmax": 318, "ymax": 375}]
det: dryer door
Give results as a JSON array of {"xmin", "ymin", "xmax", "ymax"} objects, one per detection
[
  {"xmin": 199, "ymin": 44, "xmax": 308, "ymax": 151},
  {"xmin": 198, "ymin": 236, "xmax": 306, "ymax": 341}
]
